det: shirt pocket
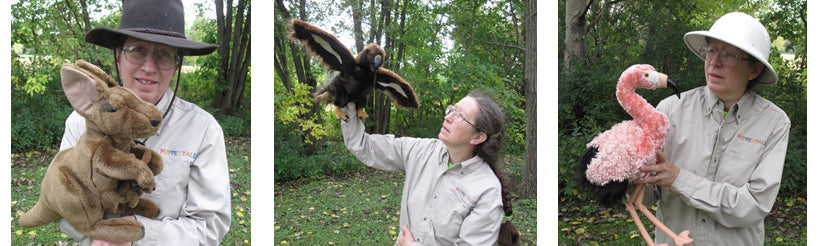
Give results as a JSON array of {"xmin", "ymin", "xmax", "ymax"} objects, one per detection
[
  {"xmin": 430, "ymin": 187, "xmax": 475, "ymax": 241},
  {"xmin": 146, "ymin": 156, "xmax": 191, "ymax": 217},
  {"xmin": 718, "ymin": 143, "xmax": 762, "ymax": 186}
]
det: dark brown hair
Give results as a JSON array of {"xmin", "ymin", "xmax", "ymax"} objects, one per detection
[{"xmin": 468, "ymin": 92, "xmax": 519, "ymax": 246}]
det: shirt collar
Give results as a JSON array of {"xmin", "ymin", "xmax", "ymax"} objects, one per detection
[
  {"xmin": 702, "ymin": 86, "xmax": 755, "ymax": 122},
  {"xmin": 153, "ymin": 88, "xmax": 175, "ymax": 136},
  {"xmin": 703, "ymin": 86, "xmax": 723, "ymax": 116},
  {"xmin": 444, "ymin": 154, "xmax": 484, "ymax": 175}
]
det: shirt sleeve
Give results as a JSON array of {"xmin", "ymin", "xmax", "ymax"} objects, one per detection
[
  {"xmin": 455, "ymin": 189, "xmax": 504, "ymax": 245},
  {"xmin": 669, "ymin": 118, "xmax": 790, "ymax": 227},
  {"xmin": 135, "ymin": 122, "xmax": 232, "ymax": 245},
  {"xmin": 59, "ymin": 111, "xmax": 84, "ymax": 151},
  {"xmin": 340, "ymin": 103, "xmax": 410, "ymax": 172}
]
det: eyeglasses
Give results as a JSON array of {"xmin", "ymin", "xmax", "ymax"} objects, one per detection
[
  {"xmin": 120, "ymin": 45, "xmax": 181, "ymax": 70},
  {"xmin": 699, "ymin": 47, "xmax": 752, "ymax": 66},
  {"xmin": 445, "ymin": 105, "xmax": 475, "ymax": 127}
]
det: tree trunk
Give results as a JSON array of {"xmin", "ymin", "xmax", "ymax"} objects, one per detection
[
  {"xmin": 78, "ymin": 0, "xmax": 92, "ymax": 31},
  {"xmin": 213, "ymin": 0, "xmax": 232, "ymax": 111},
  {"xmin": 522, "ymin": 0, "xmax": 537, "ymax": 198},
  {"xmin": 366, "ymin": 0, "xmax": 394, "ymax": 134},
  {"xmin": 563, "ymin": 0, "xmax": 587, "ymax": 73},
  {"xmin": 216, "ymin": 0, "xmax": 250, "ymax": 114},
  {"xmin": 352, "ymin": 0, "xmax": 364, "ymax": 51}
]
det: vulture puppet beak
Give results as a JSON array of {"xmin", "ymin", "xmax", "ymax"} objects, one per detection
[{"xmin": 372, "ymin": 55, "xmax": 383, "ymax": 71}]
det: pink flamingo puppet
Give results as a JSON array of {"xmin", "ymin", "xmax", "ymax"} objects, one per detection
[{"xmin": 577, "ymin": 64, "xmax": 692, "ymax": 246}]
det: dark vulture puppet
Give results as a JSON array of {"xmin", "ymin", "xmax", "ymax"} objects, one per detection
[{"xmin": 286, "ymin": 19, "xmax": 419, "ymax": 120}]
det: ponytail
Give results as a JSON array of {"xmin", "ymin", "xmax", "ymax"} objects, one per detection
[{"xmin": 468, "ymin": 92, "xmax": 520, "ymax": 246}]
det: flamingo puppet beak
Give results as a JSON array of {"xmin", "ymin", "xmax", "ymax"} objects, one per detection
[{"xmin": 657, "ymin": 72, "xmax": 681, "ymax": 99}]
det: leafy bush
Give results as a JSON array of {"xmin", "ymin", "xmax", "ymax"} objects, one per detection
[
  {"xmin": 213, "ymin": 110, "xmax": 250, "ymax": 137},
  {"xmin": 780, "ymin": 125, "xmax": 806, "ymax": 195},
  {"xmin": 11, "ymin": 56, "xmax": 74, "ymax": 152},
  {"xmin": 274, "ymin": 121, "xmax": 365, "ymax": 182}
]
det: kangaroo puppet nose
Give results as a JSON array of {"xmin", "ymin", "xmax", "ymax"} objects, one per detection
[{"xmin": 150, "ymin": 120, "xmax": 160, "ymax": 127}]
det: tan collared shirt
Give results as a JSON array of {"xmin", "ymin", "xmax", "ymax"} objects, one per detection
[
  {"xmin": 341, "ymin": 104, "xmax": 504, "ymax": 245},
  {"xmin": 644, "ymin": 86, "xmax": 790, "ymax": 245}
]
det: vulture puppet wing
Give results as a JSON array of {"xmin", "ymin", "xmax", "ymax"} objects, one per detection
[
  {"xmin": 286, "ymin": 19, "xmax": 353, "ymax": 72},
  {"xmin": 287, "ymin": 19, "xmax": 419, "ymax": 120}
]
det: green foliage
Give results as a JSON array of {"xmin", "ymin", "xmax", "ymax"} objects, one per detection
[
  {"xmin": 274, "ymin": 120, "xmax": 365, "ymax": 182},
  {"xmin": 11, "ymin": 54, "xmax": 74, "ymax": 152}
]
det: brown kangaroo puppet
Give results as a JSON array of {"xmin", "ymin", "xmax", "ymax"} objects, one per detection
[{"xmin": 18, "ymin": 60, "xmax": 164, "ymax": 242}]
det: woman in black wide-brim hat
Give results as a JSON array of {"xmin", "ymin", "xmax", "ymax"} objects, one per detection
[{"xmin": 57, "ymin": 0, "xmax": 231, "ymax": 245}]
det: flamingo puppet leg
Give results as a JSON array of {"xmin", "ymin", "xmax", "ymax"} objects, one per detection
[
  {"xmin": 633, "ymin": 183, "xmax": 693, "ymax": 246},
  {"xmin": 626, "ymin": 183, "xmax": 663, "ymax": 246}
]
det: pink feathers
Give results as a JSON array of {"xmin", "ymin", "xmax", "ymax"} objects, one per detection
[{"xmin": 584, "ymin": 64, "xmax": 677, "ymax": 186}]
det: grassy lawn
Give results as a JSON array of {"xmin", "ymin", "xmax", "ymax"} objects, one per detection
[
  {"xmin": 274, "ymin": 168, "xmax": 538, "ymax": 245},
  {"xmin": 558, "ymin": 193, "xmax": 807, "ymax": 245},
  {"xmin": 10, "ymin": 136, "xmax": 251, "ymax": 245}
]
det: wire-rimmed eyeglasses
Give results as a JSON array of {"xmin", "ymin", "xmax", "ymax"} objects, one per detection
[
  {"xmin": 699, "ymin": 47, "xmax": 752, "ymax": 66},
  {"xmin": 120, "ymin": 45, "xmax": 181, "ymax": 70},
  {"xmin": 445, "ymin": 105, "xmax": 475, "ymax": 127}
]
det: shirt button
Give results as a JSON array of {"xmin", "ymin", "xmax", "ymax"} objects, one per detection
[{"xmin": 424, "ymin": 216, "xmax": 428, "ymax": 221}]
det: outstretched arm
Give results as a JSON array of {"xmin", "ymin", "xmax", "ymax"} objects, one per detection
[{"xmin": 340, "ymin": 103, "xmax": 411, "ymax": 172}]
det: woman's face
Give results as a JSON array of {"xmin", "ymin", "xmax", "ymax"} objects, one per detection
[
  {"xmin": 438, "ymin": 96, "xmax": 484, "ymax": 146},
  {"xmin": 703, "ymin": 39, "xmax": 762, "ymax": 97},
  {"xmin": 116, "ymin": 37, "xmax": 179, "ymax": 105}
]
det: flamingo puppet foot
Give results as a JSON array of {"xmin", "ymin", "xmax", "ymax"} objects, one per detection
[{"xmin": 674, "ymin": 231, "xmax": 693, "ymax": 246}]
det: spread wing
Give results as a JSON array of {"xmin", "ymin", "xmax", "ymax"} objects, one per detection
[
  {"xmin": 286, "ymin": 19, "xmax": 355, "ymax": 72},
  {"xmin": 375, "ymin": 68, "xmax": 419, "ymax": 109}
]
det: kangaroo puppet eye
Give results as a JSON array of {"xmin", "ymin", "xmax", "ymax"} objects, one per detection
[{"xmin": 99, "ymin": 100, "xmax": 118, "ymax": 113}]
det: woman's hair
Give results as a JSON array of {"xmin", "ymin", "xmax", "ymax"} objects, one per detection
[{"xmin": 468, "ymin": 92, "xmax": 520, "ymax": 246}]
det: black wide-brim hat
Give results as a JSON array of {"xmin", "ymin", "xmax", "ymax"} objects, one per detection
[{"xmin": 85, "ymin": 0, "xmax": 217, "ymax": 56}]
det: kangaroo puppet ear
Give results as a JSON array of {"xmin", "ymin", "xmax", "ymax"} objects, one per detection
[{"xmin": 61, "ymin": 60, "xmax": 107, "ymax": 116}]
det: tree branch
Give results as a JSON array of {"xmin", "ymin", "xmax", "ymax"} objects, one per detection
[
  {"xmin": 585, "ymin": 0, "xmax": 625, "ymax": 35},
  {"xmin": 469, "ymin": 36, "xmax": 525, "ymax": 52}
]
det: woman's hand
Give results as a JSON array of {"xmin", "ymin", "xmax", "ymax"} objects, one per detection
[
  {"xmin": 635, "ymin": 149, "xmax": 680, "ymax": 187},
  {"xmin": 396, "ymin": 225, "xmax": 415, "ymax": 246}
]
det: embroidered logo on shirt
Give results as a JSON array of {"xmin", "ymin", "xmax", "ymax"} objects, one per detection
[
  {"xmin": 456, "ymin": 187, "xmax": 477, "ymax": 205},
  {"xmin": 160, "ymin": 148, "xmax": 197, "ymax": 159},
  {"xmin": 736, "ymin": 134, "xmax": 767, "ymax": 147}
]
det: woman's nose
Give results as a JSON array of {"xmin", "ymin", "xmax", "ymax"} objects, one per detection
[
  {"xmin": 708, "ymin": 55, "xmax": 723, "ymax": 67},
  {"xmin": 141, "ymin": 55, "xmax": 159, "ymax": 72},
  {"xmin": 443, "ymin": 113, "xmax": 454, "ymax": 123}
]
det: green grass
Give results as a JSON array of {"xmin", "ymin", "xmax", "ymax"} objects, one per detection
[
  {"xmin": 10, "ymin": 136, "xmax": 251, "ymax": 245},
  {"xmin": 558, "ymin": 193, "xmax": 807, "ymax": 245},
  {"xmin": 274, "ymin": 167, "xmax": 538, "ymax": 245}
]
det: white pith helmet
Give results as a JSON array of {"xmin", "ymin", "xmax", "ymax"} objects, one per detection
[{"xmin": 683, "ymin": 12, "xmax": 778, "ymax": 85}]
